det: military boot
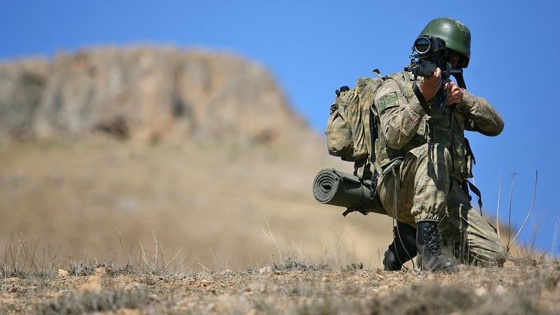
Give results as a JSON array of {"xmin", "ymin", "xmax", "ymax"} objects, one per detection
[
  {"xmin": 383, "ymin": 222, "xmax": 418, "ymax": 271},
  {"xmin": 416, "ymin": 221, "xmax": 459, "ymax": 273}
]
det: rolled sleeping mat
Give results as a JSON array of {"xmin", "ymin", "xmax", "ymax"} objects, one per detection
[{"xmin": 312, "ymin": 168, "xmax": 385, "ymax": 215}]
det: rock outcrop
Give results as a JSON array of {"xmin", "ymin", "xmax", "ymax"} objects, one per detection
[{"xmin": 0, "ymin": 46, "xmax": 320, "ymax": 149}]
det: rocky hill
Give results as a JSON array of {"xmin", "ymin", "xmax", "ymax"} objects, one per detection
[
  {"xmin": 0, "ymin": 47, "xmax": 320, "ymax": 151},
  {"xmin": 0, "ymin": 47, "xmax": 392, "ymax": 272}
]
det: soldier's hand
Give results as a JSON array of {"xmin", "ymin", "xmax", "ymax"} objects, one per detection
[
  {"xmin": 445, "ymin": 82, "xmax": 463, "ymax": 106},
  {"xmin": 418, "ymin": 67, "xmax": 442, "ymax": 102}
]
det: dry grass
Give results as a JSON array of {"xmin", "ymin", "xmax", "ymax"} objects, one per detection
[
  {"xmin": 1, "ymin": 256, "xmax": 559, "ymax": 314},
  {"xmin": 1, "ymin": 139, "xmax": 558, "ymax": 314}
]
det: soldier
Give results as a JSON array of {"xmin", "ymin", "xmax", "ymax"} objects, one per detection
[{"xmin": 373, "ymin": 17, "xmax": 508, "ymax": 272}]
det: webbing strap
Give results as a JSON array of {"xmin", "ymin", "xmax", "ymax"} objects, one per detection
[{"xmin": 466, "ymin": 180, "xmax": 483, "ymax": 215}]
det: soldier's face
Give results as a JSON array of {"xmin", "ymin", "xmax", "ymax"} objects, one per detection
[{"xmin": 448, "ymin": 51, "xmax": 460, "ymax": 68}]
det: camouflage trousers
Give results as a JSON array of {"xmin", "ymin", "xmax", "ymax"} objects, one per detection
[{"xmin": 377, "ymin": 143, "xmax": 508, "ymax": 266}]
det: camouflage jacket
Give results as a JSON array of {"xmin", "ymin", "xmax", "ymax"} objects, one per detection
[{"xmin": 372, "ymin": 71, "xmax": 504, "ymax": 180}]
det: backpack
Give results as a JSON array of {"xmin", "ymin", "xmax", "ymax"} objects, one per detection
[
  {"xmin": 325, "ymin": 77, "xmax": 384, "ymax": 166},
  {"xmin": 321, "ymin": 76, "xmax": 386, "ymax": 216}
]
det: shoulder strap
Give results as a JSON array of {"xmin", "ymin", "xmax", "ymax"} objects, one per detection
[{"xmin": 369, "ymin": 105, "xmax": 378, "ymax": 165}]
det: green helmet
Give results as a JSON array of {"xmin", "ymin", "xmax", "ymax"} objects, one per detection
[{"xmin": 418, "ymin": 17, "xmax": 471, "ymax": 68}]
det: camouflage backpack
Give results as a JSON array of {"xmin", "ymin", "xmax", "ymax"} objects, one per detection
[{"xmin": 325, "ymin": 77, "xmax": 385, "ymax": 173}]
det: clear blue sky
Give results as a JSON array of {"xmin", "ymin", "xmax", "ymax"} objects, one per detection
[{"xmin": 2, "ymin": 0, "xmax": 559, "ymax": 256}]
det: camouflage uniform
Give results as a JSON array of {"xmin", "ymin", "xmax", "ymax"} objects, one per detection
[{"xmin": 373, "ymin": 70, "xmax": 508, "ymax": 266}]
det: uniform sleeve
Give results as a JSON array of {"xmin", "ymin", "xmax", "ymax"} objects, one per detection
[
  {"xmin": 456, "ymin": 89, "xmax": 504, "ymax": 136},
  {"xmin": 374, "ymin": 79, "xmax": 426, "ymax": 150}
]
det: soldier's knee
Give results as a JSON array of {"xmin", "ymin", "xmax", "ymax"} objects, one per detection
[{"xmin": 472, "ymin": 248, "xmax": 508, "ymax": 267}]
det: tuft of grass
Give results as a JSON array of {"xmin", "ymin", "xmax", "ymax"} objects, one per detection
[
  {"xmin": 34, "ymin": 289, "xmax": 149, "ymax": 315},
  {"xmin": 67, "ymin": 262, "xmax": 134, "ymax": 277},
  {"xmin": 1, "ymin": 233, "xmax": 61, "ymax": 278},
  {"xmin": 127, "ymin": 232, "xmax": 182, "ymax": 275},
  {"xmin": 273, "ymin": 257, "xmax": 330, "ymax": 272}
]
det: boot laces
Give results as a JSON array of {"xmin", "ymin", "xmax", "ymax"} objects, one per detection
[{"xmin": 423, "ymin": 223, "xmax": 443, "ymax": 256}]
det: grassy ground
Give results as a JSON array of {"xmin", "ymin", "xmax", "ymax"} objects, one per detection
[
  {"xmin": 1, "ymin": 140, "xmax": 557, "ymax": 314},
  {"xmin": 1, "ymin": 257, "xmax": 559, "ymax": 314}
]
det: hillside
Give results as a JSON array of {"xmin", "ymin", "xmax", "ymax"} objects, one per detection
[{"xmin": 0, "ymin": 47, "xmax": 394, "ymax": 272}]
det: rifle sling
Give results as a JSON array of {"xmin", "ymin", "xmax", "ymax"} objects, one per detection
[{"xmin": 412, "ymin": 80, "xmax": 433, "ymax": 116}]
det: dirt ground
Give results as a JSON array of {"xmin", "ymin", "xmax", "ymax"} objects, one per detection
[
  {"xmin": 1, "ymin": 258, "xmax": 559, "ymax": 314},
  {"xmin": 1, "ymin": 140, "xmax": 557, "ymax": 314}
]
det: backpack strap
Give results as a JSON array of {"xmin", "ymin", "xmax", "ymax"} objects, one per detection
[
  {"xmin": 369, "ymin": 105, "xmax": 378, "ymax": 165},
  {"xmin": 369, "ymin": 104, "xmax": 380, "ymax": 199}
]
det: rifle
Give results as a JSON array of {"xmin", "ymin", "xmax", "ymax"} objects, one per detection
[{"xmin": 405, "ymin": 36, "xmax": 466, "ymax": 116}]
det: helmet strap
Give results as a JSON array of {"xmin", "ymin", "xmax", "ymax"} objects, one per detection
[{"xmin": 452, "ymin": 72, "xmax": 467, "ymax": 89}]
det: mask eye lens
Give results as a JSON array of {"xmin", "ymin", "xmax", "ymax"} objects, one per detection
[{"xmin": 414, "ymin": 38, "xmax": 431, "ymax": 54}]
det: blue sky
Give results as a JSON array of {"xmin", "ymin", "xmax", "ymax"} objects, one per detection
[{"xmin": 2, "ymin": 1, "xmax": 559, "ymax": 255}]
